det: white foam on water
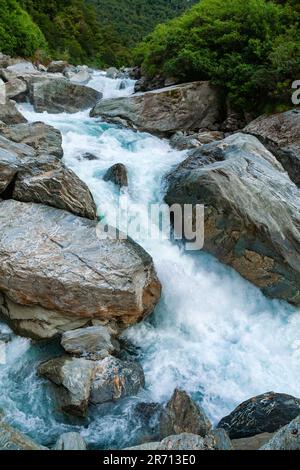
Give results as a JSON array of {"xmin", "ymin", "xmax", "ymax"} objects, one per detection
[{"xmin": 6, "ymin": 74, "xmax": 300, "ymax": 447}]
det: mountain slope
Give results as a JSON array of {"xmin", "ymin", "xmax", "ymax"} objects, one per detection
[{"xmin": 87, "ymin": 0, "xmax": 197, "ymax": 47}]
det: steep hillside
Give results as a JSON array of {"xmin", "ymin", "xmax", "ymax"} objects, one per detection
[{"xmin": 87, "ymin": 0, "xmax": 197, "ymax": 47}]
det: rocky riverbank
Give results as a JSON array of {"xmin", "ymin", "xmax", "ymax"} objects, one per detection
[{"xmin": 0, "ymin": 54, "xmax": 300, "ymax": 450}]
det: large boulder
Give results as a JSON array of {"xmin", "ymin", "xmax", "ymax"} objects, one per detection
[
  {"xmin": 260, "ymin": 416, "xmax": 300, "ymax": 450},
  {"xmin": 38, "ymin": 357, "xmax": 95, "ymax": 417},
  {"xmin": 0, "ymin": 135, "xmax": 96, "ymax": 219},
  {"xmin": 218, "ymin": 392, "xmax": 300, "ymax": 439},
  {"xmin": 0, "ymin": 122, "xmax": 63, "ymax": 158},
  {"xmin": 53, "ymin": 432, "xmax": 87, "ymax": 450},
  {"xmin": 232, "ymin": 433, "xmax": 274, "ymax": 450},
  {"xmin": 160, "ymin": 389, "xmax": 212, "ymax": 439},
  {"xmin": 0, "ymin": 100, "xmax": 27, "ymax": 125},
  {"xmin": 90, "ymin": 356, "xmax": 145, "ymax": 405},
  {"xmin": 31, "ymin": 78, "xmax": 102, "ymax": 114},
  {"xmin": 90, "ymin": 81, "xmax": 222, "ymax": 136},
  {"xmin": 0, "ymin": 414, "xmax": 46, "ymax": 450},
  {"xmin": 244, "ymin": 109, "xmax": 300, "ymax": 187},
  {"xmin": 0, "ymin": 200, "xmax": 161, "ymax": 337},
  {"xmin": 165, "ymin": 133, "xmax": 300, "ymax": 306},
  {"xmin": 61, "ymin": 326, "xmax": 120, "ymax": 360}
]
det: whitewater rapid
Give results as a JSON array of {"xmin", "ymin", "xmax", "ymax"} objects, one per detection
[{"xmin": 1, "ymin": 71, "xmax": 300, "ymax": 448}]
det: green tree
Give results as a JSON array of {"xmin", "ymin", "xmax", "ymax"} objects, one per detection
[
  {"xmin": 0, "ymin": 0, "xmax": 47, "ymax": 57},
  {"xmin": 135, "ymin": 0, "xmax": 300, "ymax": 112}
]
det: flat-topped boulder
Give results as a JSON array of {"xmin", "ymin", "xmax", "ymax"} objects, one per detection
[
  {"xmin": 0, "ymin": 200, "xmax": 161, "ymax": 337},
  {"xmin": 165, "ymin": 133, "xmax": 300, "ymax": 305},
  {"xmin": 244, "ymin": 109, "xmax": 300, "ymax": 187},
  {"xmin": 90, "ymin": 81, "xmax": 221, "ymax": 136}
]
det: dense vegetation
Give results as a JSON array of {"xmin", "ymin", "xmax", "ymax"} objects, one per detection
[
  {"xmin": 0, "ymin": 0, "xmax": 47, "ymax": 57},
  {"xmin": 87, "ymin": 0, "xmax": 197, "ymax": 47},
  {"xmin": 0, "ymin": 0, "xmax": 196, "ymax": 67},
  {"xmin": 135, "ymin": 0, "xmax": 300, "ymax": 112}
]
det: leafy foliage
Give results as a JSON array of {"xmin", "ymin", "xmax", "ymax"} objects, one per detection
[
  {"xmin": 135, "ymin": 0, "xmax": 300, "ymax": 112},
  {"xmin": 0, "ymin": 0, "xmax": 47, "ymax": 57}
]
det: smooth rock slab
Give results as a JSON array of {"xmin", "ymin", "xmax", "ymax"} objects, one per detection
[
  {"xmin": 218, "ymin": 392, "xmax": 300, "ymax": 439},
  {"xmin": 0, "ymin": 200, "xmax": 161, "ymax": 329},
  {"xmin": 61, "ymin": 326, "xmax": 120, "ymax": 360},
  {"xmin": 91, "ymin": 81, "xmax": 221, "ymax": 136},
  {"xmin": 165, "ymin": 133, "xmax": 300, "ymax": 306},
  {"xmin": 90, "ymin": 356, "xmax": 145, "ymax": 404}
]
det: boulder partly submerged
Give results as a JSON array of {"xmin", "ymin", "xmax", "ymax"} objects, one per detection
[
  {"xmin": 244, "ymin": 109, "xmax": 300, "ymax": 187},
  {"xmin": 90, "ymin": 81, "xmax": 222, "ymax": 137},
  {"xmin": 0, "ymin": 200, "xmax": 161, "ymax": 338},
  {"xmin": 30, "ymin": 77, "xmax": 102, "ymax": 114},
  {"xmin": 0, "ymin": 100, "xmax": 27, "ymax": 125},
  {"xmin": 165, "ymin": 133, "xmax": 300, "ymax": 306},
  {"xmin": 218, "ymin": 392, "xmax": 300, "ymax": 439}
]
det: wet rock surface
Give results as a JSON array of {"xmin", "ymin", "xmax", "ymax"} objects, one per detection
[
  {"xmin": 218, "ymin": 392, "xmax": 300, "ymax": 438},
  {"xmin": 165, "ymin": 133, "xmax": 300, "ymax": 306}
]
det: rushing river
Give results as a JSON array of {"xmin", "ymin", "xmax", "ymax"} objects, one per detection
[{"xmin": 1, "ymin": 71, "xmax": 300, "ymax": 449}]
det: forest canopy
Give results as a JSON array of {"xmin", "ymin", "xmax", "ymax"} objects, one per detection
[{"xmin": 134, "ymin": 0, "xmax": 300, "ymax": 112}]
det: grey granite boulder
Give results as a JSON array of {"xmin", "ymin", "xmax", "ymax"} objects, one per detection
[
  {"xmin": 0, "ymin": 122, "xmax": 63, "ymax": 158},
  {"xmin": 0, "ymin": 135, "xmax": 96, "ymax": 219},
  {"xmin": 218, "ymin": 392, "xmax": 300, "ymax": 439},
  {"xmin": 0, "ymin": 201, "xmax": 161, "ymax": 338},
  {"xmin": 160, "ymin": 389, "xmax": 212, "ymax": 439},
  {"xmin": 165, "ymin": 133, "xmax": 300, "ymax": 306},
  {"xmin": 91, "ymin": 81, "xmax": 221, "ymax": 137},
  {"xmin": 31, "ymin": 78, "xmax": 102, "ymax": 114},
  {"xmin": 244, "ymin": 109, "xmax": 300, "ymax": 187}
]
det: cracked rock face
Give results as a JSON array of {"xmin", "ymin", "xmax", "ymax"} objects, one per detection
[
  {"xmin": 0, "ymin": 134, "xmax": 96, "ymax": 219},
  {"xmin": 0, "ymin": 200, "xmax": 161, "ymax": 337},
  {"xmin": 0, "ymin": 122, "xmax": 63, "ymax": 158},
  {"xmin": 165, "ymin": 133, "xmax": 300, "ymax": 306}
]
